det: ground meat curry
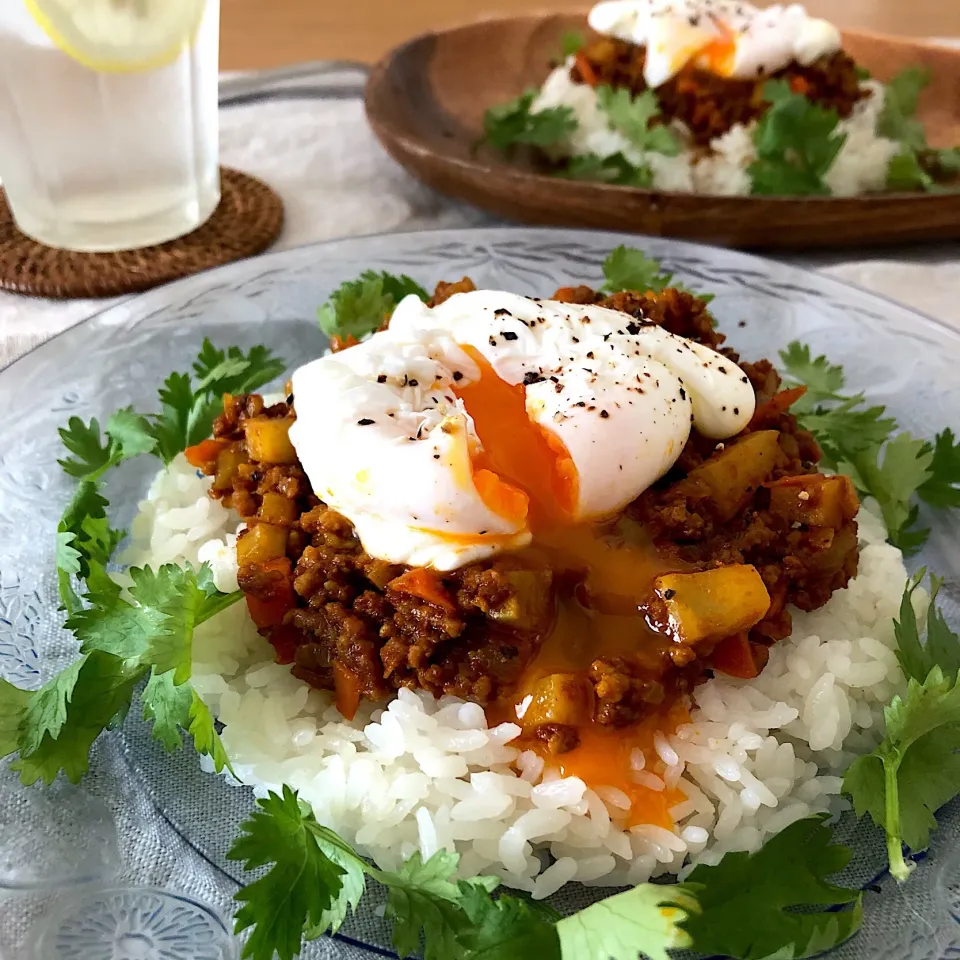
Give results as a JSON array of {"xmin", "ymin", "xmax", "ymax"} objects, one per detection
[
  {"xmin": 568, "ymin": 39, "xmax": 864, "ymax": 146},
  {"xmin": 185, "ymin": 282, "xmax": 859, "ymax": 758}
]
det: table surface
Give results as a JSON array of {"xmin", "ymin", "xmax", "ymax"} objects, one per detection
[{"xmin": 220, "ymin": 0, "xmax": 960, "ymax": 70}]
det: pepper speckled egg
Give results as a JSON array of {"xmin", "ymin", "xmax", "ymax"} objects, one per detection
[{"xmin": 289, "ymin": 290, "xmax": 755, "ymax": 571}]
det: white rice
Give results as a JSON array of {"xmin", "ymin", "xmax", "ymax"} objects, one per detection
[
  {"xmin": 129, "ymin": 454, "xmax": 920, "ymax": 895},
  {"xmin": 532, "ymin": 62, "xmax": 900, "ymax": 197}
]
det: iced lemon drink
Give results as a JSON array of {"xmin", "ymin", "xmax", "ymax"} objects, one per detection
[{"xmin": 0, "ymin": 0, "xmax": 220, "ymax": 252}]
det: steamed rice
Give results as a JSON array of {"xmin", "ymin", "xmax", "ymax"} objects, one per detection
[
  {"xmin": 531, "ymin": 62, "xmax": 900, "ymax": 198},
  {"xmin": 122, "ymin": 455, "xmax": 920, "ymax": 895}
]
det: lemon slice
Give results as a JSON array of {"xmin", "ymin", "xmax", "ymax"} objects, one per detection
[{"xmin": 25, "ymin": 0, "xmax": 206, "ymax": 73}]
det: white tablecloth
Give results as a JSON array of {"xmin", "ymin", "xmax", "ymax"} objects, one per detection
[{"xmin": 1, "ymin": 61, "xmax": 959, "ymax": 369}]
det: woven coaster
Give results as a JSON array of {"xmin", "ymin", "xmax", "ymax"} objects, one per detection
[{"xmin": 0, "ymin": 168, "xmax": 284, "ymax": 300}]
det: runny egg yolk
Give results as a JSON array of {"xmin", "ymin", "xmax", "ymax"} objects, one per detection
[
  {"xmin": 452, "ymin": 346, "xmax": 578, "ymax": 529},
  {"xmin": 454, "ymin": 348, "xmax": 691, "ymax": 825},
  {"xmin": 695, "ymin": 19, "xmax": 738, "ymax": 75}
]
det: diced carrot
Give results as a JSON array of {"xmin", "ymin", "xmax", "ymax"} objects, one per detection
[
  {"xmin": 330, "ymin": 334, "xmax": 360, "ymax": 353},
  {"xmin": 333, "ymin": 662, "xmax": 361, "ymax": 721},
  {"xmin": 748, "ymin": 385, "xmax": 807, "ymax": 429},
  {"xmin": 184, "ymin": 438, "xmax": 228, "ymax": 469},
  {"xmin": 269, "ymin": 624, "xmax": 300, "ymax": 665},
  {"xmin": 244, "ymin": 557, "xmax": 295, "ymax": 629},
  {"xmin": 387, "ymin": 567, "xmax": 457, "ymax": 613},
  {"xmin": 790, "ymin": 76, "xmax": 811, "ymax": 96},
  {"xmin": 710, "ymin": 632, "xmax": 761, "ymax": 679},
  {"xmin": 575, "ymin": 51, "xmax": 599, "ymax": 87}
]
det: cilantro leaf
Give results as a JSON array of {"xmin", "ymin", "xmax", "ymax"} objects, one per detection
[
  {"xmin": 602, "ymin": 245, "xmax": 676, "ymax": 294},
  {"xmin": 230, "ymin": 786, "xmax": 355, "ymax": 960},
  {"xmin": 886, "ymin": 149, "xmax": 936, "ymax": 192},
  {"xmin": 749, "ymin": 80, "xmax": 845, "ymax": 196},
  {"xmin": 601, "ymin": 245, "xmax": 715, "ymax": 304},
  {"xmin": 381, "ymin": 852, "xmax": 474, "ymax": 960},
  {"xmin": 142, "ymin": 670, "xmax": 234, "ymax": 773},
  {"xmin": 57, "ymin": 417, "xmax": 115, "ymax": 479},
  {"xmin": 845, "ymin": 666, "xmax": 960, "ymax": 881},
  {"xmin": 457, "ymin": 885, "xmax": 561, "ymax": 959},
  {"xmin": 839, "ymin": 433, "xmax": 933, "ymax": 550},
  {"xmin": 12, "ymin": 651, "xmax": 145, "ymax": 785},
  {"xmin": 596, "ymin": 85, "xmax": 679, "ymax": 156},
  {"xmin": 558, "ymin": 152, "xmax": 654, "ymax": 188},
  {"xmin": 0, "ymin": 679, "xmax": 32, "ymax": 757},
  {"xmin": 845, "ymin": 574, "xmax": 960, "ymax": 881},
  {"xmin": 145, "ymin": 342, "xmax": 285, "ymax": 463},
  {"xmin": 556, "ymin": 881, "xmax": 694, "ymax": 960},
  {"xmin": 559, "ymin": 31, "xmax": 584, "ymax": 58},
  {"xmin": 482, "ymin": 90, "xmax": 577, "ymax": 152},
  {"xmin": 917, "ymin": 428, "xmax": 960, "ymax": 509},
  {"xmin": 317, "ymin": 271, "xmax": 429, "ymax": 342},
  {"xmin": 878, "ymin": 67, "xmax": 930, "ymax": 153},
  {"xmin": 17, "ymin": 659, "xmax": 84, "ymax": 756},
  {"xmin": 778, "ymin": 341, "xmax": 949, "ymax": 550},
  {"xmin": 892, "ymin": 570, "xmax": 960, "ymax": 685},
  {"xmin": 56, "ymin": 481, "xmax": 125, "ymax": 613},
  {"xmin": 677, "ymin": 815, "xmax": 863, "ymax": 959},
  {"xmin": 68, "ymin": 563, "xmax": 220, "ymax": 683}
]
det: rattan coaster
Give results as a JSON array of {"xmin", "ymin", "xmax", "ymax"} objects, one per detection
[{"xmin": 0, "ymin": 168, "xmax": 284, "ymax": 299}]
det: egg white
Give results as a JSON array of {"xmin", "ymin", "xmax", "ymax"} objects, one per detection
[{"xmin": 290, "ymin": 290, "xmax": 756, "ymax": 571}]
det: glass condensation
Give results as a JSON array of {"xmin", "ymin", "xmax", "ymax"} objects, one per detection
[{"xmin": 0, "ymin": 0, "xmax": 221, "ymax": 252}]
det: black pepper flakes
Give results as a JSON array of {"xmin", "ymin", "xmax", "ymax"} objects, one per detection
[
  {"xmin": 502, "ymin": 331, "xmax": 518, "ymax": 341},
  {"xmin": 453, "ymin": 371, "xmax": 464, "ymax": 381},
  {"xmin": 600, "ymin": 409, "xmax": 609, "ymax": 418},
  {"xmin": 377, "ymin": 374, "xmax": 387, "ymax": 383},
  {"xmin": 663, "ymin": 588, "xmax": 676, "ymax": 600},
  {"xmin": 357, "ymin": 418, "xmax": 375, "ymax": 426}
]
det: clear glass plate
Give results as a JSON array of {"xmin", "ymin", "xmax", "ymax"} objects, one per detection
[{"xmin": 0, "ymin": 227, "xmax": 958, "ymax": 959}]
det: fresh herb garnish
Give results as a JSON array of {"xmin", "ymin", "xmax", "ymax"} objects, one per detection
[
  {"xmin": 601, "ymin": 245, "xmax": 715, "ymax": 303},
  {"xmin": 231, "ymin": 794, "xmax": 866, "ymax": 960},
  {"xmin": 749, "ymin": 80, "xmax": 845, "ymax": 196},
  {"xmin": 229, "ymin": 786, "xmax": 552, "ymax": 960},
  {"xmin": 558, "ymin": 30, "xmax": 584, "ymax": 59},
  {"xmin": 845, "ymin": 572, "xmax": 960, "ymax": 881},
  {"xmin": 558, "ymin": 151, "xmax": 654, "ymax": 187},
  {"xmin": 672, "ymin": 815, "xmax": 863, "ymax": 960},
  {"xmin": 317, "ymin": 270, "xmax": 430, "ymax": 342},
  {"xmin": 596, "ymin": 85, "xmax": 680, "ymax": 157},
  {"xmin": 779, "ymin": 342, "xmax": 959, "ymax": 551},
  {"xmin": 879, "ymin": 67, "xmax": 960, "ymax": 192},
  {"xmin": 481, "ymin": 90, "xmax": 577, "ymax": 153},
  {"xmin": 0, "ymin": 342, "xmax": 264, "ymax": 784}
]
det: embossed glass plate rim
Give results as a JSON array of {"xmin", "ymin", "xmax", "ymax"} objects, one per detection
[
  {"xmin": 4, "ymin": 226, "xmax": 960, "ymax": 960},
  {"xmin": 2, "ymin": 227, "xmax": 960, "ymax": 382}
]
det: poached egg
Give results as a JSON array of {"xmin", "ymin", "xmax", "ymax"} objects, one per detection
[
  {"xmin": 587, "ymin": 0, "xmax": 842, "ymax": 88},
  {"xmin": 289, "ymin": 290, "xmax": 755, "ymax": 571}
]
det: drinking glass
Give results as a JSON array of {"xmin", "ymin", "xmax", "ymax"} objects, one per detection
[{"xmin": 0, "ymin": 0, "xmax": 221, "ymax": 252}]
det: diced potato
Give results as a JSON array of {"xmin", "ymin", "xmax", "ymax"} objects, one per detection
[
  {"xmin": 212, "ymin": 444, "xmax": 249, "ymax": 492},
  {"xmin": 244, "ymin": 417, "xmax": 297, "ymax": 464},
  {"xmin": 767, "ymin": 474, "xmax": 859, "ymax": 528},
  {"xmin": 237, "ymin": 522, "xmax": 288, "ymax": 565},
  {"xmin": 522, "ymin": 674, "xmax": 595, "ymax": 730},
  {"xmin": 259, "ymin": 492, "xmax": 297, "ymax": 525},
  {"xmin": 487, "ymin": 570, "xmax": 553, "ymax": 630},
  {"xmin": 654, "ymin": 566, "xmax": 771, "ymax": 647},
  {"xmin": 685, "ymin": 430, "xmax": 782, "ymax": 521}
]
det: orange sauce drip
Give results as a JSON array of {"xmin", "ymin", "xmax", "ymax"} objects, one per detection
[
  {"xmin": 453, "ymin": 345, "xmax": 689, "ymax": 829},
  {"xmin": 554, "ymin": 701, "xmax": 691, "ymax": 829}
]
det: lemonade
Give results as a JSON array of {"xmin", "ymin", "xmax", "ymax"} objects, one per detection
[{"xmin": 0, "ymin": 0, "xmax": 220, "ymax": 252}]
